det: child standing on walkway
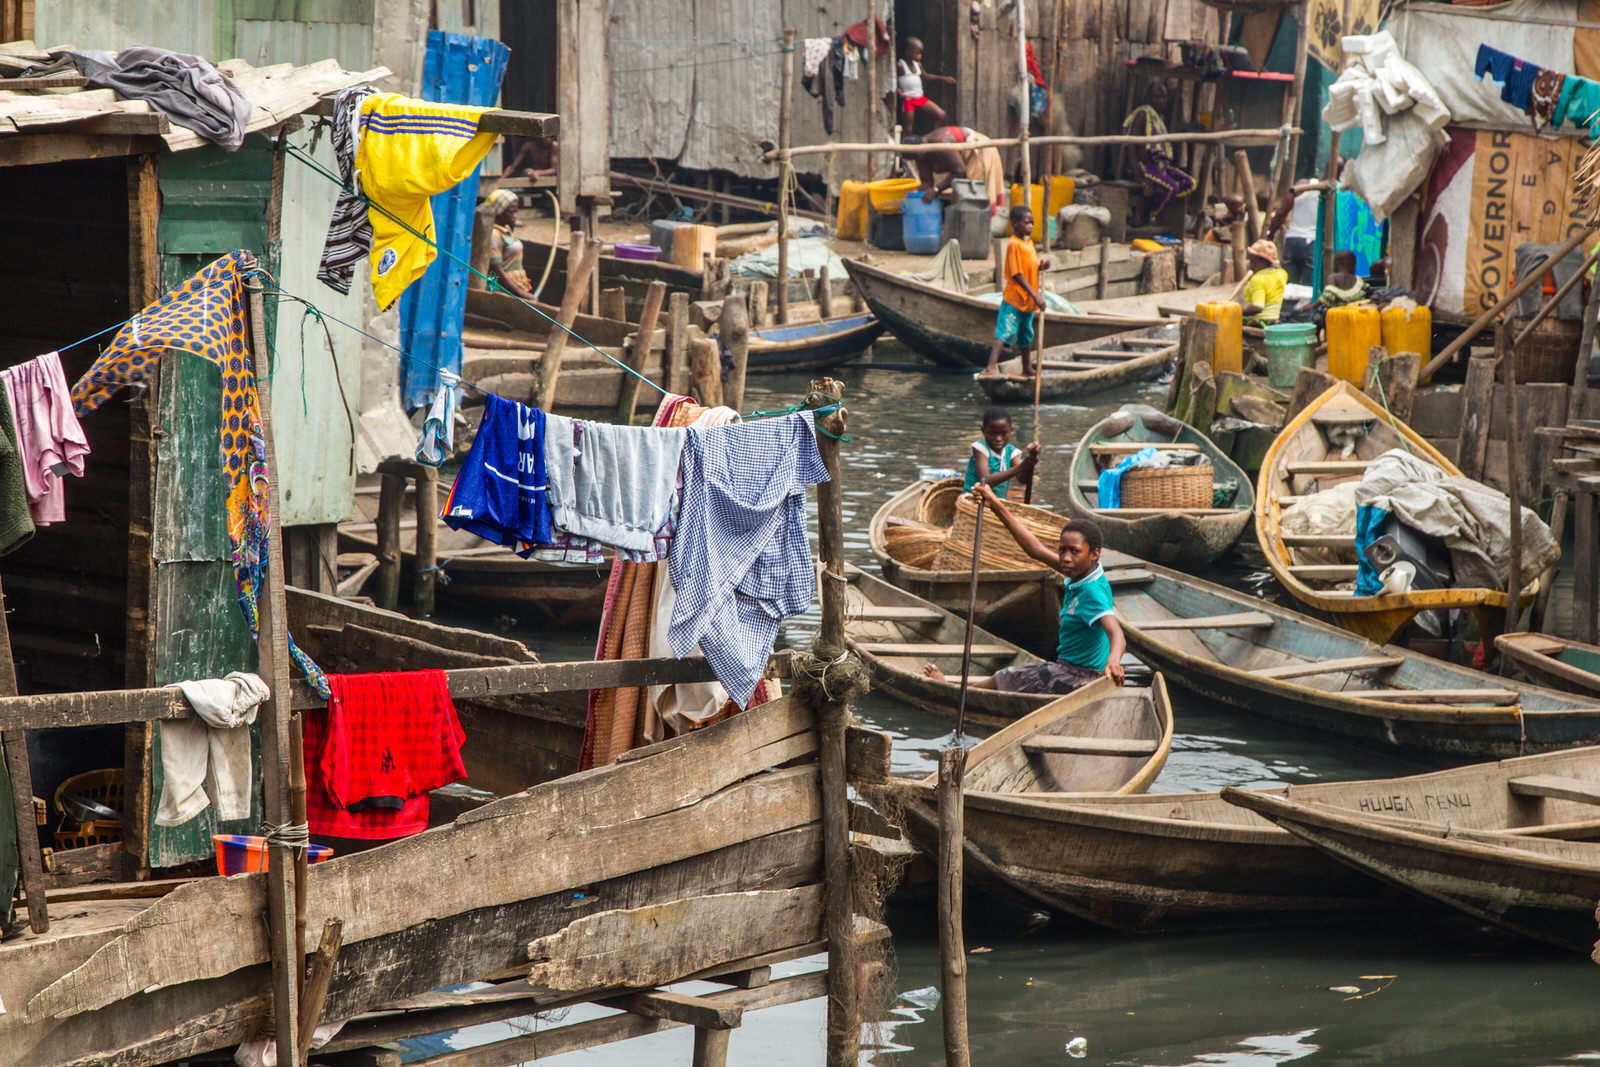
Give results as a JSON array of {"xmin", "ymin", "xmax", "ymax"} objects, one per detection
[
  {"xmin": 897, "ymin": 37, "xmax": 954, "ymax": 133},
  {"xmin": 984, "ymin": 205, "xmax": 1051, "ymax": 376},
  {"xmin": 924, "ymin": 483, "xmax": 1125, "ymax": 693},
  {"xmin": 963, "ymin": 406, "xmax": 1039, "ymax": 499}
]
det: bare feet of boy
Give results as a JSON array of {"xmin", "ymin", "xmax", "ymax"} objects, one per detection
[{"xmin": 922, "ymin": 663, "xmax": 948, "ymax": 682}]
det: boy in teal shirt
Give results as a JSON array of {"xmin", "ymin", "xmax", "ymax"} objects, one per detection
[
  {"xmin": 925, "ymin": 483, "xmax": 1125, "ymax": 693},
  {"xmin": 963, "ymin": 406, "xmax": 1039, "ymax": 500}
]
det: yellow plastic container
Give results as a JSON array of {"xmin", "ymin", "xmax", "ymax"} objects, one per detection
[
  {"xmin": 1047, "ymin": 176, "xmax": 1074, "ymax": 217},
  {"xmin": 1380, "ymin": 302, "xmax": 1431, "ymax": 362},
  {"xmin": 867, "ymin": 177, "xmax": 920, "ymax": 214},
  {"xmin": 1005, "ymin": 179, "xmax": 1074, "ymax": 241},
  {"xmin": 1196, "ymin": 302, "xmax": 1244, "ymax": 375},
  {"xmin": 836, "ymin": 180, "xmax": 869, "ymax": 242},
  {"xmin": 670, "ymin": 224, "xmax": 717, "ymax": 270},
  {"xmin": 1327, "ymin": 304, "xmax": 1383, "ymax": 385},
  {"xmin": 1131, "ymin": 238, "xmax": 1164, "ymax": 253}
]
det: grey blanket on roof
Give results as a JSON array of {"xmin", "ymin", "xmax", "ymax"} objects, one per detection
[{"xmin": 66, "ymin": 46, "xmax": 251, "ymax": 150}]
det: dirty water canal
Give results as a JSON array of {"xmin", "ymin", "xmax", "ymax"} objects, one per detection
[{"xmin": 424, "ymin": 348, "xmax": 1600, "ymax": 1065}]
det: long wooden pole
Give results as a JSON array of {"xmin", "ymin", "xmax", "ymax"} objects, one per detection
[
  {"xmin": 1017, "ymin": 0, "xmax": 1031, "ymax": 199},
  {"xmin": 536, "ymin": 235, "xmax": 602, "ymax": 411},
  {"xmin": 864, "ymin": 5, "xmax": 877, "ymax": 181},
  {"xmin": 778, "ymin": 28, "xmax": 795, "ymax": 326},
  {"xmin": 245, "ymin": 271, "xmax": 302, "ymax": 1065},
  {"xmin": 937, "ymin": 747, "xmax": 970, "ymax": 1067},
  {"xmin": 768, "ymin": 126, "xmax": 1298, "ymax": 162},
  {"xmin": 807, "ymin": 379, "xmax": 858, "ymax": 1067},
  {"xmin": 1276, "ymin": 0, "xmax": 1312, "ymax": 201},
  {"xmin": 1026, "ymin": 322, "xmax": 1043, "ymax": 505},
  {"xmin": 1514, "ymin": 242, "xmax": 1600, "ymax": 347},
  {"xmin": 1420, "ymin": 222, "xmax": 1600, "ymax": 383}
]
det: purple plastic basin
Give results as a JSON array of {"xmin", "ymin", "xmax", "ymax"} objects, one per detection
[{"xmin": 613, "ymin": 242, "xmax": 660, "ymax": 261}]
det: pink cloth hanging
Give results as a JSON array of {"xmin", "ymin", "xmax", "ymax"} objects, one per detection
[{"xmin": 1, "ymin": 352, "xmax": 90, "ymax": 525}]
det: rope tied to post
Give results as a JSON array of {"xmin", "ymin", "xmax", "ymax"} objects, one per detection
[
  {"xmin": 792, "ymin": 638, "xmax": 870, "ymax": 708},
  {"xmin": 263, "ymin": 820, "xmax": 311, "ymax": 852}
]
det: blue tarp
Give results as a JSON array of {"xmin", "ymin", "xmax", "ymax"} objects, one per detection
[{"xmin": 398, "ymin": 31, "xmax": 510, "ymax": 409}]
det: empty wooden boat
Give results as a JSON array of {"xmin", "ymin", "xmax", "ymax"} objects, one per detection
[
  {"xmin": 1225, "ymin": 776, "xmax": 1600, "ymax": 952},
  {"xmin": 1113, "ymin": 560, "xmax": 1600, "ymax": 761},
  {"xmin": 1257, "ymin": 381, "xmax": 1534, "ymax": 644},
  {"xmin": 974, "ymin": 322, "xmax": 1179, "ymax": 403},
  {"xmin": 1066, "ymin": 403, "xmax": 1254, "ymax": 568},
  {"xmin": 868, "ymin": 479, "xmax": 1066, "ymax": 656},
  {"xmin": 844, "ymin": 568, "xmax": 1060, "ymax": 727},
  {"xmin": 746, "ymin": 310, "xmax": 884, "ymax": 373},
  {"xmin": 843, "ymin": 258, "xmax": 1165, "ymax": 369},
  {"xmin": 1496, "ymin": 632, "xmax": 1600, "ymax": 698},
  {"xmin": 339, "ymin": 474, "xmax": 609, "ymax": 624}
]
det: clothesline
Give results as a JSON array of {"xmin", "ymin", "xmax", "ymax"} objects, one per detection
[{"xmin": 284, "ymin": 137, "xmax": 673, "ymax": 401}]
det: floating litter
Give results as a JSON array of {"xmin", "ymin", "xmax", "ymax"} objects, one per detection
[
  {"xmin": 1066, "ymin": 1036, "xmax": 1087, "ymax": 1058},
  {"xmin": 901, "ymin": 986, "xmax": 941, "ymax": 1010}
]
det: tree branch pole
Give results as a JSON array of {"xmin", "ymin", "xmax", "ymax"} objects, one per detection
[
  {"xmin": 865, "ymin": 1, "xmax": 877, "ymax": 182},
  {"xmin": 1501, "ymin": 323, "xmax": 1526, "ymax": 646},
  {"xmin": 778, "ymin": 28, "xmax": 795, "ymax": 326},
  {"xmin": 766, "ymin": 127, "xmax": 1299, "ymax": 162},
  {"xmin": 1420, "ymin": 221, "xmax": 1600, "ymax": 383},
  {"xmin": 806, "ymin": 380, "xmax": 859, "ymax": 1066}
]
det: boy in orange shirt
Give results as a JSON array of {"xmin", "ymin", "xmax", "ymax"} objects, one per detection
[{"xmin": 984, "ymin": 205, "xmax": 1050, "ymax": 376}]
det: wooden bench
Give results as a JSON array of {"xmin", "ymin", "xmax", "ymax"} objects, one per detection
[
  {"xmin": 1021, "ymin": 737, "xmax": 1161, "ymax": 757},
  {"xmin": 1284, "ymin": 460, "xmax": 1370, "ymax": 476},
  {"xmin": 1349, "ymin": 688, "xmax": 1519, "ymax": 706},
  {"xmin": 1250, "ymin": 654, "xmax": 1404, "ymax": 680},
  {"xmin": 1093, "ymin": 508, "xmax": 1235, "ymax": 516},
  {"xmin": 848, "ymin": 607, "xmax": 943, "ymax": 623},
  {"xmin": 1089, "ymin": 442, "xmax": 1201, "ymax": 455},
  {"xmin": 1287, "ymin": 564, "xmax": 1359, "ymax": 581},
  {"xmin": 1507, "ymin": 775, "xmax": 1600, "ymax": 806},
  {"xmin": 854, "ymin": 642, "xmax": 1013, "ymax": 657},
  {"xmin": 1280, "ymin": 534, "xmax": 1357, "ymax": 548},
  {"xmin": 1134, "ymin": 611, "xmax": 1274, "ymax": 631}
]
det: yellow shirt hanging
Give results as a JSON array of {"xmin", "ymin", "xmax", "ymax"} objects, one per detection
[{"xmin": 355, "ymin": 93, "xmax": 498, "ymax": 309}]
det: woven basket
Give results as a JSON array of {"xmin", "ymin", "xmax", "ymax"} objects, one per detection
[
  {"xmin": 884, "ymin": 523, "xmax": 944, "ymax": 569},
  {"xmin": 1502, "ymin": 317, "xmax": 1581, "ymax": 384},
  {"xmin": 932, "ymin": 494, "xmax": 1067, "ymax": 571},
  {"xmin": 917, "ymin": 478, "xmax": 964, "ymax": 526},
  {"xmin": 1120, "ymin": 465, "xmax": 1213, "ymax": 509}
]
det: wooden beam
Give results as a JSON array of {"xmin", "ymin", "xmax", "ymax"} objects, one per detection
[
  {"xmin": 600, "ymin": 989, "xmax": 744, "ymax": 1030},
  {"xmin": 0, "ymin": 132, "xmax": 163, "ymax": 168},
  {"xmin": 1020, "ymin": 737, "xmax": 1160, "ymax": 756},
  {"xmin": 1349, "ymin": 688, "xmax": 1518, "ymax": 705},
  {"xmin": 1508, "ymin": 775, "xmax": 1600, "ymax": 805},
  {"xmin": 1250, "ymin": 654, "xmax": 1404, "ymax": 680},
  {"xmin": 772, "ymin": 126, "xmax": 1300, "ymax": 161},
  {"xmin": 1132, "ymin": 612, "xmax": 1274, "ymax": 631},
  {"xmin": 304, "ymin": 97, "xmax": 557, "ymax": 138}
]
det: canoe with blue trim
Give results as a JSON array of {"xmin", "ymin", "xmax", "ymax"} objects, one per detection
[
  {"xmin": 974, "ymin": 322, "xmax": 1179, "ymax": 403},
  {"xmin": 746, "ymin": 311, "xmax": 884, "ymax": 373},
  {"xmin": 1496, "ymin": 632, "xmax": 1600, "ymax": 698}
]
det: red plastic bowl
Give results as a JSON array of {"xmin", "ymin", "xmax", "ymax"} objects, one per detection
[{"xmin": 213, "ymin": 834, "xmax": 333, "ymax": 876}]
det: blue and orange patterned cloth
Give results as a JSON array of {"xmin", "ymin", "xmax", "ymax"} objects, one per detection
[{"xmin": 70, "ymin": 251, "xmax": 329, "ymax": 697}]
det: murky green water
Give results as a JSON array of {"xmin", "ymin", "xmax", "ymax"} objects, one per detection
[{"xmin": 425, "ymin": 347, "xmax": 1600, "ymax": 1065}]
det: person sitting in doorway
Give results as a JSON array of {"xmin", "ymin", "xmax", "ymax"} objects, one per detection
[
  {"xmin": 1241, "ymin": 239, "xmax": 1289, "ymax": 325},
  {"xmin": 1121, "ymin": 83, "xmax": 1195, "ymax": 226},
  {"xmin": 898, "ymin": 37, "xmax": 954, "ymax": 134},
  {"xmin": 473, "ymin": 189, "xmax": 535, "ymax": 301},
  {"xmin": 505, "ymin": 136, "xmax": 558, "ymax": 180}
]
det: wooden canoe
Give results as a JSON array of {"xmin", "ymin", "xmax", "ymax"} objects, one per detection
[
  {"xmin": 1066, "ymin": 403, "xmax": 1254, "ymax": 568},
  {"xmin": 842, "ymin": 258, "xmax": 1166, "ymax": 369},
  {"xmin": 1257, "ymin": 380, "xmax": 1534, "ymax": 644},
  {"xmin": 973, "ymin": 322, "xmax": 1179, "ymax": 403},
  {"xmin": 868, "ymin": 480, "xmax": 1066, "ymax": 657},
  {"xmin": 1224, "ymin": 781, "xmax": 1600, "ymax": 952},
  {"xmin": 1113, "ymin": 560, "xmax": 1600, "ymax": 761},
  {"xmin": 1496, "ymin": 632, "xmax": 1600, "ymax": 698},
  {"xmin": 746, "ymin": 310, "xmax": 884, "ymax": 373},
  {"xmin": 339, "ymin": 474, "xmax": 609, "ymax": 624},
  {"xmin": 0, "ymin": 593, "xmax": 862, "ymax": 1067},
  {"xmin": 844, "ymin": 568, "xmax": 1061, "ymax": 727},
  {"xmin": 882, "ymin": 720, "xmax": 1600, "ymax": 931}
]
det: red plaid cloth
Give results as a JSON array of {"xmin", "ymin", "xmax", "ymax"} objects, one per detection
[{"xmin": 304, "ymin": 669, "xmax": 466, "ymax": 840}]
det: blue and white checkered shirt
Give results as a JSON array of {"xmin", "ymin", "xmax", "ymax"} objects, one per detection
[{"xmin": 668, "ymin": 413, "xmax": 830, "ymax": 706}]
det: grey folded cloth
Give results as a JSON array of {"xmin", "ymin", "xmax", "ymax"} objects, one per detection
[{"xmin": 66, "ymin": 46, "xmax": 251, "ymax": 149}]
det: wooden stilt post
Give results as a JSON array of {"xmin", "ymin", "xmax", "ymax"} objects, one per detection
[
  {"xmin": 1502, "ymin": 324, "xmax": 1525, "ymax": 642},
  {"xmin": 297, "ymin": 918, "xmax": 344, "ymax": 1063},
  {"xmin": 778, "ymin": 28, "xmax": 796, "ymax": 326},
  {"xmin": 664, "ymin": 291, "xmax": 690, "ymax": 396},
  {"xmin": 807, "ymin": 379, "xmax": 858, "ymax": 1067},
  {"xmin": 0, "ymin": 577, "xmax": 46, "ymax": 934},
  {"xmin": 690, "ymin": 335, "xmax": 724, "ymax": 408},
  {"xmin": 412, "ymin": 466, "xmax": 438, "ymax": 617},
  {"xmin": 1533, "ymin": 489, "xmax": 1569, "ymax": 633},
  {"xmin": 374, "ymin": 472, "xmax": 403, "ymax": 612},
  {"xmin": 1016, "ymin": 0, "xmax": 1031, "ymax": 199},
  {"xmin": 618, "ymin": 280, "xmax": 667, "ymax": 425},
  {"xmin": 1276, "ymin": 1, "xmax": 1311, "ymax": 202},
  {"xmin": 245, "ymin": 272, "xmax": 302, "ymax": 1065},
  {"xmin": 1576, "ymin": 479, "xmax": 1599, "ymax": 645},
  {"xmin": 937, "ymin": 747, "xmax": 970, "ymax": 1067},
  {"xmin": 1456, "ymin": 353, "xmax": 1496, "ymax": 482},
  {"xmin": 722, "ymin": 292, "xmax": 751, "ymax": 414},
  {"xmin": 864, "ymin": 4, "xmax": 877, "ymax": 181},
  {"xmin": 537, "ymin": 234, "xmax": 603, "ymax": 413},
  {"xmin": 818, "ymin": 265, "xmax": 833, "ymax": 320}
]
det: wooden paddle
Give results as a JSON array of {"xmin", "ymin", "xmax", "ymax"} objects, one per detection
[{"xmin": 1026, "ymin": 309, "xmax": 1044, "ymax": 504}]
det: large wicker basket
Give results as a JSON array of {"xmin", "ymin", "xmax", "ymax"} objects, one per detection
[
  {"xmin": 917, "ymin": 477, "xmax": 964, "ymax": 526},
  {"xmin": 1120, "ymin": 464, "xmax": 1213, "ymax": 509},
  {"xmin": 932, "ymin": 493, "xmax": 1068, "ymax": 571},
  {"xmin": 1502, "ymin": 316, "xmax": 1581, "ymax": 384}
]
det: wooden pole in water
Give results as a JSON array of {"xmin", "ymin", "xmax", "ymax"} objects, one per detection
[
  {"xmin": 244, "ymin": 267, "xmax": 302, "ymax": 1064},
  {"xmin": 807, "ymin": 380, "xmax": 857, "ymax": 1067},
  {"xmin": 778, "ymin": 28, "xmax": 795, "ymax": 326},
  {"xmin": 1026, "ymin": 316, "xmax": 1043, "ymax": 504},
  {"xmin": 938, "ymin": 493, "xmax": 981, "ymax": 1067},
  {"xmin": 723, "ymin": 291, "xmax": 751, "ymax": 413},
  {"xmin": 1501, "ymin": 323, "xmax": 1525, "ymax": 651}
]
